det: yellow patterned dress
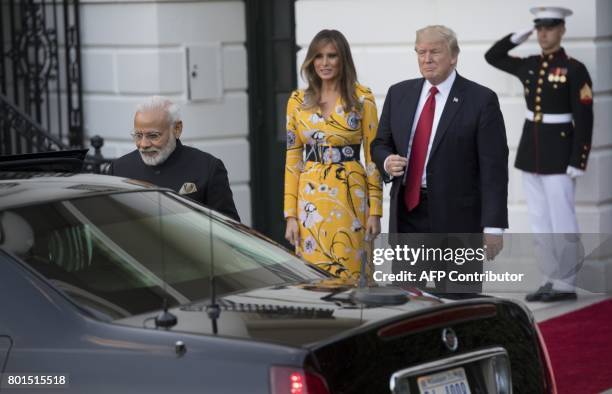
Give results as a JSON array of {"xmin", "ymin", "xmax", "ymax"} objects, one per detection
[{"xmin": 284, "ymin": 84, "xmax": 383, "ymax": 278}]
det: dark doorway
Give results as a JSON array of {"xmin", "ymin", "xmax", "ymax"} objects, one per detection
[{"xmin": 245, "ymin": 0, "xmax": 297, "ymax": 245}]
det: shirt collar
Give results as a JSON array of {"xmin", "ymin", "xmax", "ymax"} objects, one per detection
[
  {"xmin": 541, "ymin": 47, "xmax": 566, "ymax": 61},
  {"xmin": 423, "ymin": 69, "xmax": 457, "ymax": 98}
]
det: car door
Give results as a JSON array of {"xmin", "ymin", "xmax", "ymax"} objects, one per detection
[
  {"xmin": 0, "ymin": 336, "xmax": 11, "ymax": 371},
  {"xmin": 0, "ymin": 254, "xmax": 14, "ymax": 377}
]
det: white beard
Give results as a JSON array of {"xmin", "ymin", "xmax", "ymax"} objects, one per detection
[{"xmin": 139, "ymin": 137, "xmax": 177, "ymax": 166}]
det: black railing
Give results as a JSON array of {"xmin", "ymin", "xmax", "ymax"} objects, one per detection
[
  {"xmin": 0, "ymin": 91, "xmax": 67, "ymax": 153},
  {"xmin": 0, "ymin": 92, "xmax": 110, "ymax": 173},
  {"xmin": 0, "ymin": 0, "xmax": 84, "ymax": 151}
]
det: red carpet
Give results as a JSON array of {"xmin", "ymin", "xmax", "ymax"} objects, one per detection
[{"xmin": 538, "ymin": 299, "xmax": 612, "ymax": 394}]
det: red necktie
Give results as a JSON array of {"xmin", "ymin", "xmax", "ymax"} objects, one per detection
[{"xmin": 404, "ymin": 86, "xmax": 438, "ymax": 211}]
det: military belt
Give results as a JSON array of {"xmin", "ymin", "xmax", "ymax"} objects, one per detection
[{"xmin": 526, "ymin": 110, "xmax": 573, "ymax": 124}]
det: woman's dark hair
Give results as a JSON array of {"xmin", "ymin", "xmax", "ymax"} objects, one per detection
[{"xmin": 300, "ymin": 29, "xmax": 359, "ymax": 112}]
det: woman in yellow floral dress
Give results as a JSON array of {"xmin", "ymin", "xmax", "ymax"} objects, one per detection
[{"xmin": 284, "ymin": 29, "xmax": 383, "ymax": 278}]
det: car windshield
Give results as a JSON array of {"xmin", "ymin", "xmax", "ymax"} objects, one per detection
[{"xmin": 3, "ymin": 191, "xmax": 325, "ymax": 320}]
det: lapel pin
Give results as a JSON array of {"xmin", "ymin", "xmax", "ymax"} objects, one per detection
[{"xmin": 453, "ymin": 97, "xmax": 459, "ymax": 103}]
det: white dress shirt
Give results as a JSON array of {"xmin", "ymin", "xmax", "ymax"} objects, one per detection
[{"xmin": 406, "ymin": 69, "xmax": 457, "ymax": 188}]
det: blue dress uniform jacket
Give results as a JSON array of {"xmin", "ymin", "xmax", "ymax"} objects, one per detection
[
  {"xmin": 485, "ymin": 34, "xmax": 593, "ymax": 174},
  {"xmin": 109, "ymin": 139, "xmax": 240, "ymax": 221}
]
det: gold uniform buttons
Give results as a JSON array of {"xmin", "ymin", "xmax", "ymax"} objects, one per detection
[
  {"xmin": 543, "ymin": 61, "xmax": 549, "ymax": 67},
  {"xmin": 535, "ymin": 96, "xmax": 541, "ymax": 103},
  {"xmin": 534, "ymin": 113, "xmax": 542, "ymax": 122},
  {"xmin": 538, "ymin": 78, "xmax": 544, "ymax": 85},
  {"xmin": 539, "ymin": 69, "xmax": 546, "ymax": 76},
  {"xmin": 583, "ymin": 145, "xmax": 589, "ymax": 151},
  {"xmin": 548, "ymin": 54, "xmax": 554, "ymax": 60},
  {"xmin": 537, "ymin": 87, "xmax": 542, "ymax": 93},
  {"xmin": 581, "ymin": 162, "xmax": 586, "ymax": 168},
  {"xmin": 582, "ymin": 154, "xmax": 587, "ymax": 159},
  {"xmin": 535, "ymin": 105, "xmax": 541, "ymax": 111},
  {"xmin": 561, "ymin": 132, "xmax": 566, "ymax": 137}
]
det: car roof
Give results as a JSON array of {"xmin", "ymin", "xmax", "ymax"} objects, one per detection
[{"xmin": 0, "ymin": 172, "xmax": 160, "ymax": 209}]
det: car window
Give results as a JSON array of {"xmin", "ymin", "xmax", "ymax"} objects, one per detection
[{"xmin": 2, "ymin": 191, "xmax": 325, "ymax": 320}]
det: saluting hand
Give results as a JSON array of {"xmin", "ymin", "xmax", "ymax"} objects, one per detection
[{"xmin": 510, "ymin": 27, "xmax": 534, "ymax": 45}]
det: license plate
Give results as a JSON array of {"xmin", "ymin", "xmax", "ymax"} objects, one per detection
[{"xmin": 417, "ymin": 367, "xmax": 471, "ymax": 394}]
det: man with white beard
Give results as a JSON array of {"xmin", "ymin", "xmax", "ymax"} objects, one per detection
[{"xmin": 109, "ymin": 96, "xmax": 240, "ymax": 221}]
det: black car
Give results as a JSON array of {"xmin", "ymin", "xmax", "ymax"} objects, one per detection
[{"xmin": 0, "ymin": 160, "xmax": 555, "ymax": 393}]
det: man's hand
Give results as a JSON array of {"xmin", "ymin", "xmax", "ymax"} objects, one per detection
[
  {"xmin": 510, "ymin": 27, "xmax": 534, "ymax": 45},
  {"xmin": 384, "ymin": 154, "xmax": 408, "ymax": 177},
  {"xmin": 484, "ymin": 233, "xmax": 503, "ymax": 261},
  {"xmin": 285, "ymin": 217, "xmax": 300, "ymax": 247},
  {"xmin": 365, "ymin": 215, "xmax": 381, "ymax": 241}
]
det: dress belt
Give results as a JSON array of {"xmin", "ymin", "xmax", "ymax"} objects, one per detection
[
  {"xmin": 304, "ymin": 144, "xmax": 361, "ymax": 163},
  {"xmin": 526, "ymin": 110, "xmax": 573, "ymax": 124}
]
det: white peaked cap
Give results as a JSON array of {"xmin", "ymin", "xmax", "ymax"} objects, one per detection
[{"xmin": 530, "ymin": 6, "xmax": 573, "ymax": 20}]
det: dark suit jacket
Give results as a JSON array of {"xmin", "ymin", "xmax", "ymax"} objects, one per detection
[
  {"xmin": 371, "ymin": 73, "xmax": 508, "ymax": 233},
  {"xmin": 109, "ymin": 139, "xmax": 240, "ymax": 221}
]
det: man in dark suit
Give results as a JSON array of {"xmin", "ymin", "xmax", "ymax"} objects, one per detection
[
  {"xmin": 371, "ymin": 26, "xmax": 508, "ymax": 289},
  {"xmin": 109, "ymin": 96, "xmax": 240, "ymax": 222}
]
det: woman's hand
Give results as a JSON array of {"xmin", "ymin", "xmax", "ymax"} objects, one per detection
[
  {"xmin": 285, "ymin": 217, "xmax": 300, "ymax": 246},
  {"xmin": 365, "ymin": 215, "xmax": 381, "ymax": 241}
]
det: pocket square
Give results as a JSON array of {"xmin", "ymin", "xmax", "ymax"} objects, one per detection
[{"xmin": 178, "ymin": 182, "xmax": 197, "ymax": 195}]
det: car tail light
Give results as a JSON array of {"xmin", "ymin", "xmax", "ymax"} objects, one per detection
[
  {"xmin": 535, "ymin": 324, "xmax": 558, "ymax": 394},
  {"xmin": 270, "ymin": 366, "xmax": 330, "ymax": 394}
]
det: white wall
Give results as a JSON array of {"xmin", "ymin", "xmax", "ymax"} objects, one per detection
[
  {"xmin": 296, "ymin": 0, "xmax": 612, "ymax": 235},
  {"xmin": 79, "ymin": 0, "xmax": 251, "ymax": 224}
]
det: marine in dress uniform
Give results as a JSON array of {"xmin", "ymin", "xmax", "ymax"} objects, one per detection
[{"xmin": 485, "ymin": 7, "xmax": 593, "ymax": 302}]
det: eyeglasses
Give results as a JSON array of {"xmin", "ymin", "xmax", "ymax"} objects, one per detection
[{"xmin": 130, "ymin": 131, "xmax": 163, "ymax": 142}]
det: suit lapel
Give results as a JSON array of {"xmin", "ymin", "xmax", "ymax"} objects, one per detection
[
  {"xmin": 429, "ymin": 74, "xmax": 466, "ymax": 159},
  {"xmin": 398, "ymin": 79, "xmax": 425, "ymax": 156}
]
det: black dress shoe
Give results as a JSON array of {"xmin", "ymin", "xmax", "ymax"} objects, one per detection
[
  {"xmin": 540, "ymin": 290, "xmax": 577, "ymax": 302},
  {"xmin": 525, "ymin": 282, "xmax": 553, "ymax": 302}
]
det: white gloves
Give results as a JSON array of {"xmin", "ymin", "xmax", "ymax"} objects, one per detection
[
  {"xmin": 511, "ymin": 27, "xmax": 535, "ymax": 44},
  {"xmin": 566, "ymin": 166, "xmax": 585, "ymax": 178}
]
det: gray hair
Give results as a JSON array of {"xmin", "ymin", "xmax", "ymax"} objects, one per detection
[
  {"xmin": 135, "ymin": 96, "xmax": 181, "ymax": 126},
  {"xmin": 416, "ymin": 25, "xmax": 460, "ymax": 57}
]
